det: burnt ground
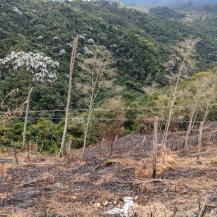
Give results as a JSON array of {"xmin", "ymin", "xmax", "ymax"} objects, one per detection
[{"xmin": 0, "ymin": 142, "xmax": 217, "ymax": 217}]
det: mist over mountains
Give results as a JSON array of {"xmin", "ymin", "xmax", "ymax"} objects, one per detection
[{"xmin": 123, "ymin": 0, "xmax": 217, "ymax": 7}]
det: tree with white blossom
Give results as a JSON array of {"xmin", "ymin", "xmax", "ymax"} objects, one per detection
[{"xmin": 0, "ymin": 51, "xmax": 59, "ymax": 149}]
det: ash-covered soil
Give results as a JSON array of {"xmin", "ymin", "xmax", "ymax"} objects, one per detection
[{"xmin": 0, "ymin": 143, "xmax": 217, "ymax": 217}]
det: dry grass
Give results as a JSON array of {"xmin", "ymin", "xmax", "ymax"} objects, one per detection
[
  {"xmin": 0, "ymin": 162, "xmax": 11, "ymax": 180},
  {"xmin": 129, "ymin": 202, "xmax": 173, "ymax": 217},
  {"xmin": 114, "ymin": 149, "xmax": 179, "ymax": 179},
  {"xmin": 1, "ymin": 142, "xmax": 217, "ymax": 217},
  {"xmin": 157, "ymin": 147, "xmax": 178, "ymax": 175},
  {"xmin": 115, "ymin": 148, "xmax": 178, "ymax": 178}
]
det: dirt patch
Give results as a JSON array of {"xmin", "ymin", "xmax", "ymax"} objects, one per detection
[{"xmin": 0, "ymin": 142, "xmax": 217, "ymax": 216}]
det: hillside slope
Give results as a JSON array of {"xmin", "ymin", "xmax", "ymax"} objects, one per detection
[
  {"xmin": 0, "ymin": 0, "xmax": 217, "ymax": 111},
  {"xmin": 1, "ymin": 139, "xmax": 217, "ymax": 216}
]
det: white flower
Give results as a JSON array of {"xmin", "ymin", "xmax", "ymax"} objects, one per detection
[{"xmin": 0, "ymin": 51, "xmax": 59, "ymax": 83}]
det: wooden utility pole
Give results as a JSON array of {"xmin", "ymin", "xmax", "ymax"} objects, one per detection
[
  {"xmin": 60, "ymin": 36, "xmax": 79, "ymax": 157},
  {"xmin": 152, "ymin": 116, "xmax": 158, "ymax": 178},
  {"xmin": 197, "ymin": 121, "xmax": 204, "ymax": 161}
]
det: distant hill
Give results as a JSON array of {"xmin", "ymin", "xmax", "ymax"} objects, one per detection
[
  {"xmin": 123, "ymin": 0, "xmax": 217, "ymax": 7},
  {"xmin": 1, "ymin": 0, "xmax": 217, "ymax": 111}
]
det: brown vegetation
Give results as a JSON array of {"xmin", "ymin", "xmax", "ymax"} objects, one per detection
[{"xmin": 1, "ymin": 137, "xmax": 217, "ymax": 216}]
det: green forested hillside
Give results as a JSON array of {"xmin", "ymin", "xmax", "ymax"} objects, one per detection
[
  {"xmin": 1, "ymin": 0, "xmax": 217, "ymax": 151},
  {"xmin": 0, "ymin": 0, "xmax": 162, "ymax": 110}
]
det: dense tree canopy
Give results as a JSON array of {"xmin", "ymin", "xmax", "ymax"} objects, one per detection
[{"xmin": 1, "ymin": 0, "xmax": 217, "ymax": 151}]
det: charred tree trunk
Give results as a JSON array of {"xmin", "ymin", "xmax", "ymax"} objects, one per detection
[{"xmin": 152, "ymin": 116, "xmax": 158, "ymax": 178}]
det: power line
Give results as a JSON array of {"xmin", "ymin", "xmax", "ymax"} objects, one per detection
[
  {"xmin": 0, "ymin": 103, "xmax": 216, "ymax": 114},
  {"xmin": 0, "ymin": 115, "xmax": 217, "ymax": 124}
]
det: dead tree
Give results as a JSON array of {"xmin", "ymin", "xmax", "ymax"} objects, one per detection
[
  {"xmin": 152, "ymin": 116, "xmax": 158, "ymax": 178},
  {"xmin": 162, "ymin": 38, "xmax": 199, "ymax": 147},
  {"xmin": 81, "ymin": 46, "xmax": 116, "ymax": 155},
  {"xmin": 185, "ymin": 77, "xmax": 215, "ymax": 148},
  {"xmin": 60, "ymin": 36, "xmax": 79, "ymax": 157}
]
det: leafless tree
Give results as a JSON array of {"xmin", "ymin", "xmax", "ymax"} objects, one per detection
[
  {"xmin": 162, "ymin": 37, "xmax": 199, "ymax": 146},
  {"xmin": 78, "ymin": 46, "xmax": 116, "ymax": 155},
  {"xmin": 184, "ymin": 72, "xmax": 217, "ymax": 147}
]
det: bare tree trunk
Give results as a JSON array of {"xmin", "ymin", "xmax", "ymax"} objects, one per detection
[
  {"xmin": 66, "ymin": 141, "xmax": 72, "ymax": 159},
  {"xmin": 192, "ymin": 110, "xmax": 197, "ymax": 129},
  {"xmin": 60, "ymin": 36, "xmax": 78, "ymax": 157},
  {"xmin": 162, "ymin": 42, "xmax": 196, "ymax": 147},
  {"xmin": 197, "ymin": 121, "xmax": 204, "ymax": 161},
  {"xmin": 83, "ymin": 97, "xmax": 93, "ymax": 155},
  {"xmin": 196, "ymin": 103, "xmax": 210, "ymax": 160},
  {"xmin": 203, "ymin": 102, "xmax": 210, "ymax": 123},
  {"xmin": 152, "ymin": 116, "xmax": 158, "ymax": 178},
  {"xmin": 22, "ymin": 84, "xmax": 33, "ymax": 150},
  {"xmin": 185, "ymin": 105, "xmax": 196, "ymax": 148}
]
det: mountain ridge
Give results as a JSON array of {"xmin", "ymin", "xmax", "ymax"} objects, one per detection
[{"xmin": 123, "ymin": 0, "xmax": 217, "ymax": 7}]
